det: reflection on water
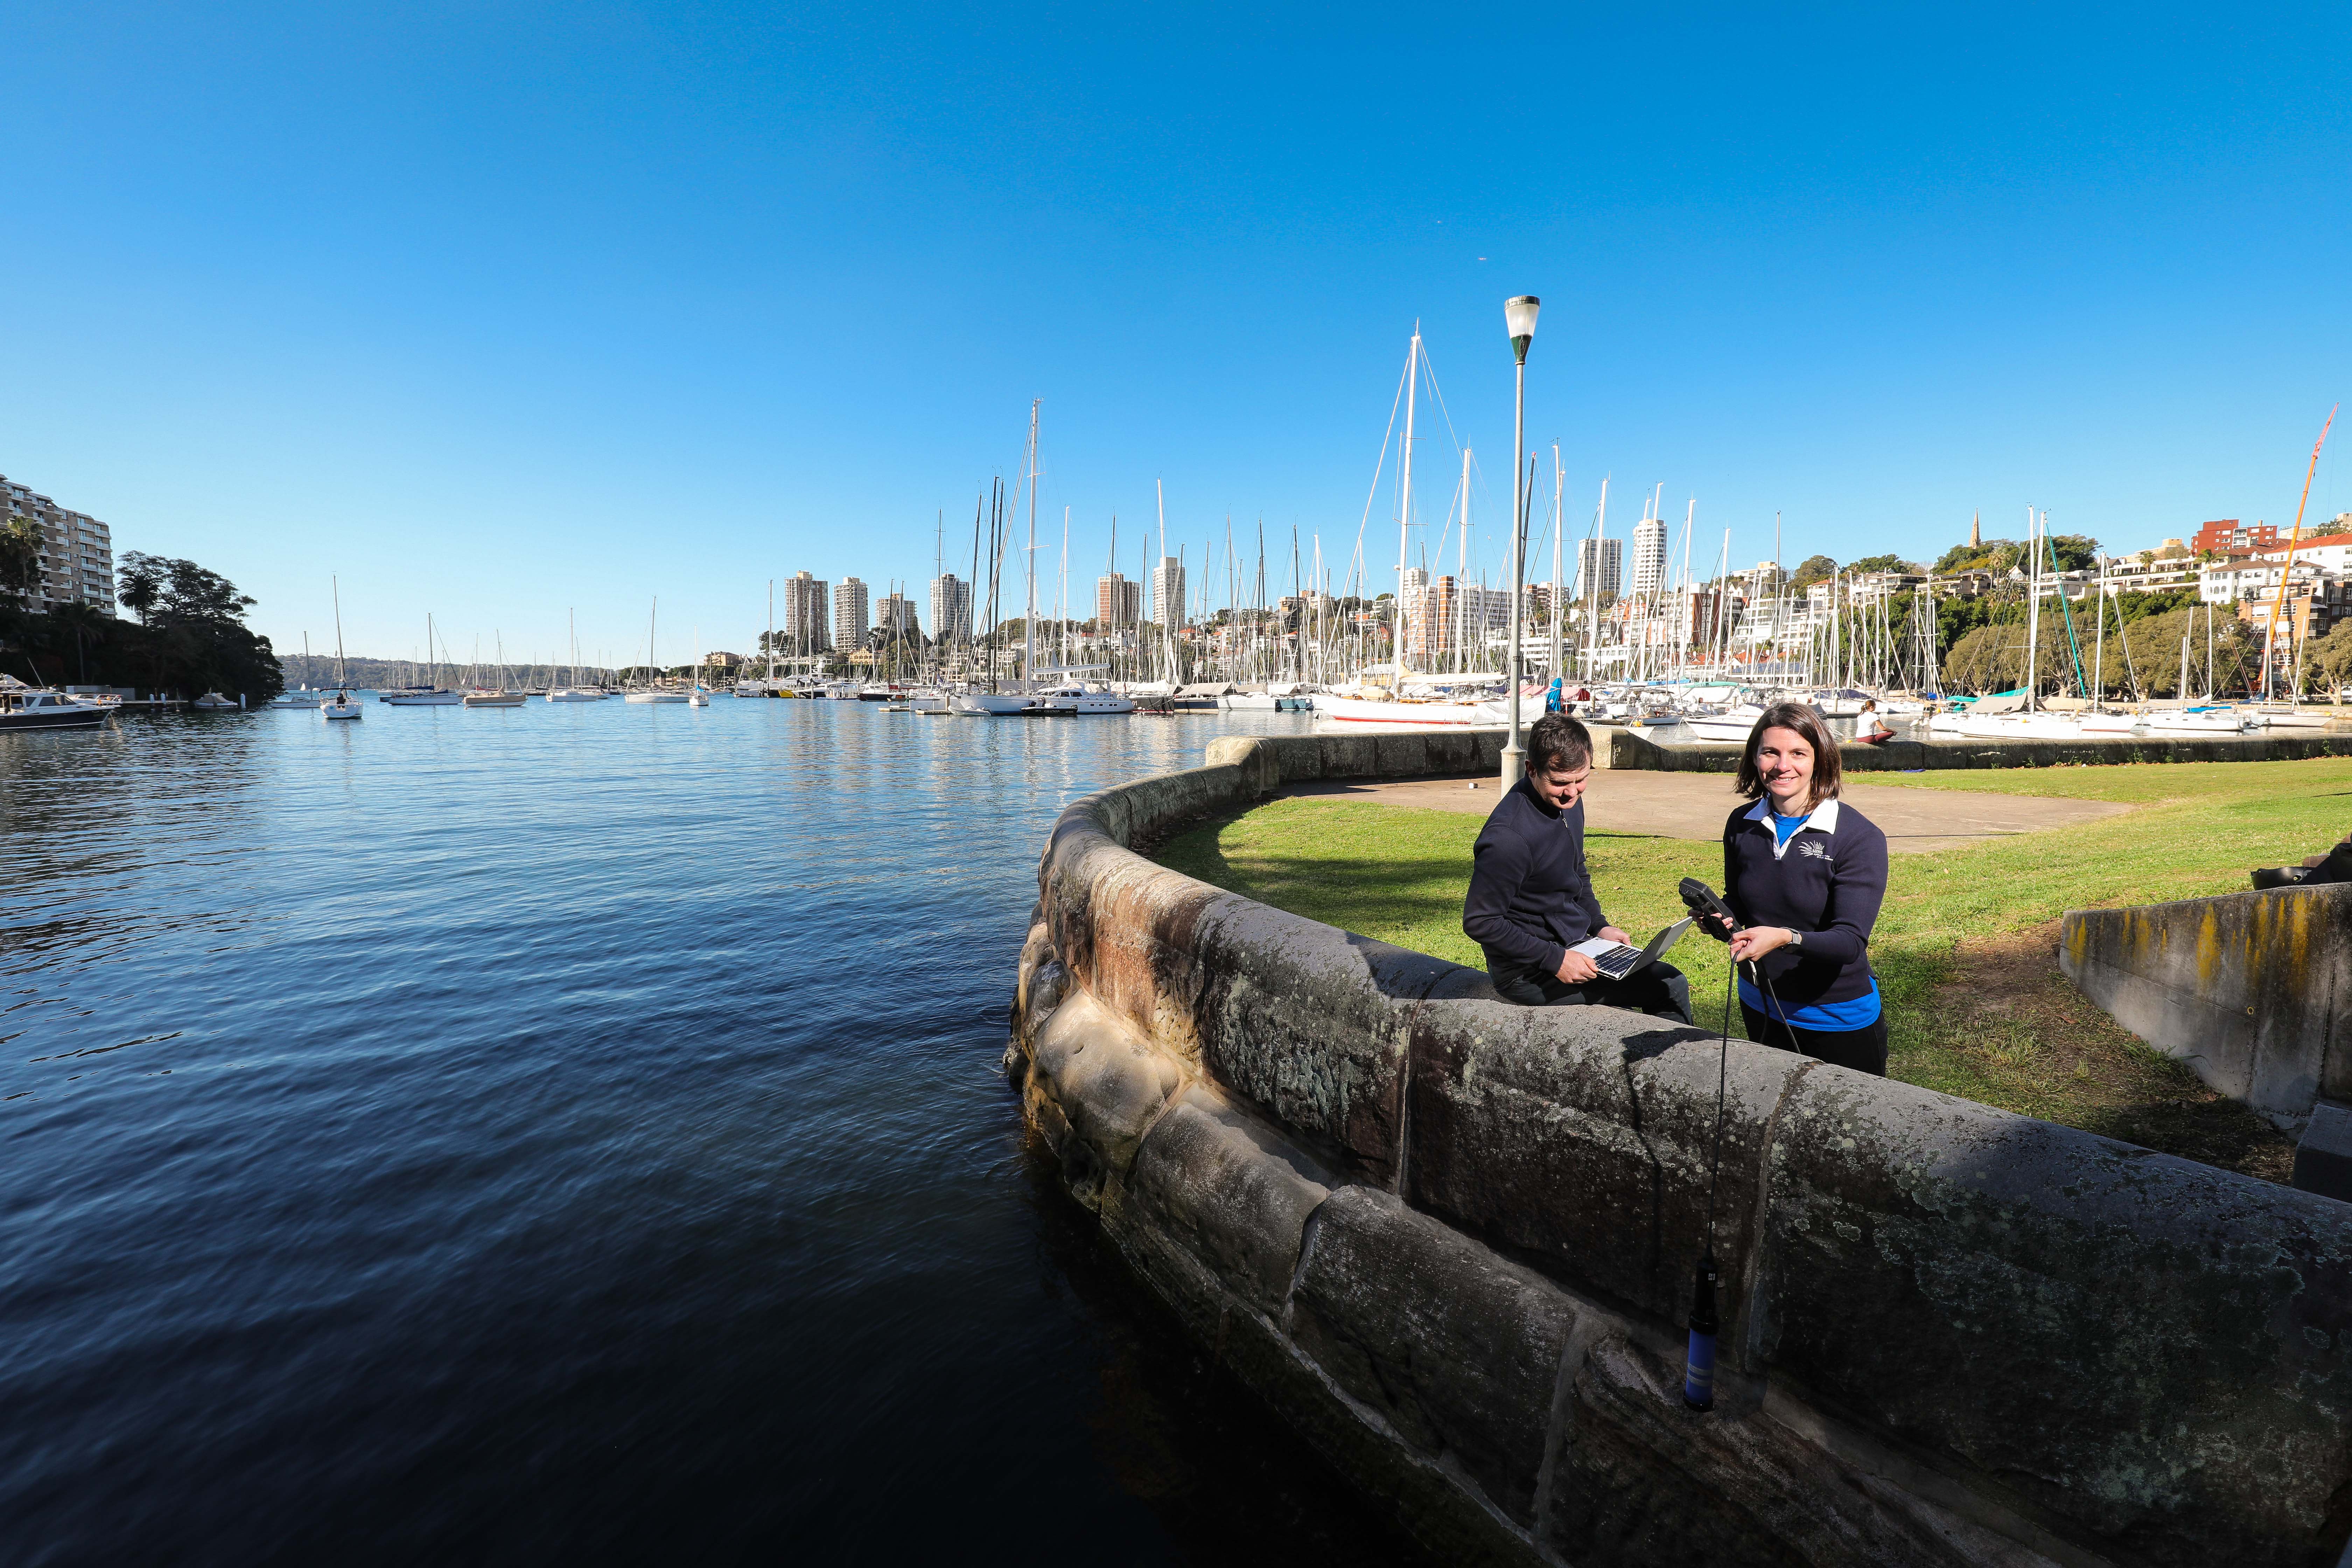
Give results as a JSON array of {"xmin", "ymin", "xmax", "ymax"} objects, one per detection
[{"xmin": 0, "ymin": 704, "xmax": 1425, "ymax": 1566}]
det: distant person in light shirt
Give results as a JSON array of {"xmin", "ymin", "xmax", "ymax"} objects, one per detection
[{"xmin": 1461, "ymin": 713, "xmax": 1693, "ymax": 1022}]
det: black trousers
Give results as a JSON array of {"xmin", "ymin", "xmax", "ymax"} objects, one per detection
[
  {"xmin": 1740, "ymin": 1004, "xmax": 1889, "ymax": 1077},
  {"xmin": 1490, "ymin": 959, "xmax": 1693, "ymax": 1025}
]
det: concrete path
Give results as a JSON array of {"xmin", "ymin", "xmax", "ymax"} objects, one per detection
[{"xmin": 1272, "ymin": 771, "xmax": 2134, "ymax": 854}]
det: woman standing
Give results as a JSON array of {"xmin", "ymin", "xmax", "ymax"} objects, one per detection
[{"xmin": 1720, "ymin": 702, "xmax": 1891, "ymax": 1075}]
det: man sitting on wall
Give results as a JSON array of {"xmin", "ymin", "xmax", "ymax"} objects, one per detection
[{"xmin": 1463, "ymin": 712, "xmax": 1693, "ymax": 1022}]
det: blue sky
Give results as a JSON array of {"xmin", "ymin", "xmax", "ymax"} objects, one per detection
[{"xmin": 3, "ymin": 2, "xmax": 2348, "ymax": 661}]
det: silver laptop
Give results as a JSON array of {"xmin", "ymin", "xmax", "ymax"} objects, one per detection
[{"xmin": 1570, "ymin": 916, "xmax": 1694, "ymax": 981}]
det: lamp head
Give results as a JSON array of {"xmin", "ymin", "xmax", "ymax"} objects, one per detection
[{"xmin": 1505, "ymin": 295, "xmax": 1541, "ymax": 364}]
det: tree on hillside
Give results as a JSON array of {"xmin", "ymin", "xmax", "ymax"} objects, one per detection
[
  {"xmin": 2046, "ymin": 533, "xmax": 2100, "ymax": 572},
  {"xmin": 1935, "ymin": 539, "xmax": 2023, "ymax": 575},
  {"xmin": 1788, "ymin": 554, "xmax": 1837, "ymax": 589},
  {"xmin": 1845, "ymin": 553, "xmax": 1918, "ymax": 575}
]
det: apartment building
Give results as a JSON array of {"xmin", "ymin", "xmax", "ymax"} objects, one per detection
[
  {"xmin": 782, "ymin": 570, "xmax": 831, "ymax": 652},
  {"xmin": 929, "ymin": 573, "xmax": 971, "ymax": 643},
  {"xmin": 1630, "ymin": 516, "xmax": 1668, "ymax": 595},
  {"xmin": 878, "ymin": 591, "xmax": 920, "ymax": 640},
  {"xmin": 1573, "ymin": 536, "xmax": 1623, "ymax": 601},
  {"xmin": 1150, "ymin": 556, "xmax": 1186, "ymax": 627},
  {"xmin": 2, "ymin": 474, "xmax": 118, "ymax": 614},
  {"xmin": 833, "ymin": 577, "xmax": 871, "ymax": 650},
  {"xmin": 1095, "ymin": 571, "xmax": 1141, "ymax": 628},
  {"xmin": 2192, "ymin": 518, "xmax": 2280, "ymax": 554}
]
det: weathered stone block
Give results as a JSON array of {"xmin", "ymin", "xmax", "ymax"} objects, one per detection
[
  {"xmin": 2060, "ymin": 882, "xmax": 2352, "ymax": 1122},
  {"xmin": 1289, "ymin": 1185, "xmax": 1577, "ymax": 1525},
  {"xmin": 1407, "ymin": 997, "xmax": 1805, "ymax": 1355},
  {"xmin": 1188, "ymin": 900, "xmax": 1475, "ymax": 1181},
  {"xmin": 1755, "ymin": 1067, "xmax": 2352, "ymax": 1568},
  {"xmin": 1029, "ymin": 991, "xmax": 1179, "ymax": 1184},
  {"xmin": 2292, "ymin": 1100, "xmax": 2352, "ymax": 1202},
  {"xmin": 1124, "ymin": 1085, "xmax": 1332, "ymax": 1318}
]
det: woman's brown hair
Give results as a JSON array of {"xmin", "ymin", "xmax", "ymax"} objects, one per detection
[{"xmin": 1734, "ymin": 701, "xmax": 1843, "ymax": 809}]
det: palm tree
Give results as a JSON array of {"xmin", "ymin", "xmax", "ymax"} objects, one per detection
[{"xmin": 49, "ymin": 602, "xmax": 110, "ymax": 686}]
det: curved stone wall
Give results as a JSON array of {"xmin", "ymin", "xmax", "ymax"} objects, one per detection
[{"xmin": 1009, "ymin": 735, "xmax": 2352, "ymax": 1568}]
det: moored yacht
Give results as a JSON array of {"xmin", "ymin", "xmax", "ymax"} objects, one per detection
[{"xmin": 0, "ymin": 686, "xmax": 110, "ymax": 732}]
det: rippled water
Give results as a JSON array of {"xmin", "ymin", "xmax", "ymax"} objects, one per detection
[{"xmin": 0, "ymin": 701, "xmax": 1422, "ymax": 1566}]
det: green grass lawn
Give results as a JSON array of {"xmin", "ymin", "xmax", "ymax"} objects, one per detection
[{"xmin": 1154, "ymin": 756, "xmax": 2352, "ymax": 1182}]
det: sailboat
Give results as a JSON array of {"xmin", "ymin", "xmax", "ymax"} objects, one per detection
[
  {"xmin": 952, "ymin": 434, "xmax": 1042, "ymax": 715},
  {"xmin": 688, "ymin": 626, "xmax": 710, "ymax": 706},
  {"xmin": 626, "ymin": 597, "xmax": 689, "ymax": 703},
  {"xmin": 548, "ymin": 610, "xmax": 608, "ymax": 700},
  {"xmin": 322, "ymin": 578, "xmax": 363, "ymax": 721},
  {"xmin": 382, "ymin": 615, "xmax": 464, "ymax": 704},
  {"xmin": 1318, "ymin": 328, "xmax": 1499, "ymax": 727},
  {"xmin": 465, "ymin": 631, "xmax": 529, "ymax": 707}
]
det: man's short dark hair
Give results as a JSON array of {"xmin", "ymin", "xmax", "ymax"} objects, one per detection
[{"xmin": 1527, "ymin": 712, "xmax": 1592, "ymax": 775}]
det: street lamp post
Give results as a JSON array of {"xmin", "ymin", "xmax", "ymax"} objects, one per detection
[{"xmin": 1500, "ymin": 294, "xmax": 1541, "ymax": 789}]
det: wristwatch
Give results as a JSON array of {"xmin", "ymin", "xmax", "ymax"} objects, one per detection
[{"xmin": 1789, "ymin": 931, "xmax": 1804, "ymax": 948}]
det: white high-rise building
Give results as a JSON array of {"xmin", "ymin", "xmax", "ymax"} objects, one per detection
[
  {"xmin": 878, "ymin": 592, "xmax": 919, "ymax": 640},
  {"xmin": 1631, "ymin": 517, "xmax": 1669, "ymax": 596},
  {"xmin": 782, "ymin": 571, "xmax": 830, "ymax": 653},
  {"xmin": 1150, "ymin": 556, "xmax": 1187, "ymax": 628},
  {"xmin": 929, "ymin": 574, "xmax": 971, "ymax": 643},
  {"xmin": 1573, "ymin": 537, "xmax": 1623, "ymax": 602},
  {"xmin": 834, "ymin": 577, "xmax": 871, "ymax": 650}
]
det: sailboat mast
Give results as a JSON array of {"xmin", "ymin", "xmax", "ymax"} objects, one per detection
[
  {"xmin": 332, "ymin": 576, "xmax": 348, "ymax": 688},
  {"xmin": 1023, "ymin": 399, "xmax": 1040, "ymax": 688},
  {"xmin": 1391, "ymin": 328, "xmax": 1420, "ymax": 686},
  {"xmin": 2022, "ymin": 507, "xmax": 2041, "ymax": 707},
  {"xmin": 1549, "ymin": 445, "xmax": 1564, "ymax": 682}
]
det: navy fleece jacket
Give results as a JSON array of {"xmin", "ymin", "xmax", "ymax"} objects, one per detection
[{"xmin": 1462, "ymin": 776, "xmax": 1609, "ymax": 977}]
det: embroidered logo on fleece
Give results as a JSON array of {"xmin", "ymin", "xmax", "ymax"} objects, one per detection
[{"xmin": 1797, "ymin": 840, "xmax": 1830, "ymax": 861}]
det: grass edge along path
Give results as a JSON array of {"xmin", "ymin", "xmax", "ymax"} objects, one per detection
[{"xmin": 1150, "ymin": 755, "xmax": 2352, "ymax": 1183}]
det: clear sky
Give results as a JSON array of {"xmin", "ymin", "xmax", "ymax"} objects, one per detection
[{"xmin": 4, "ymin": 2, "xmax": 2348, "ymax": 662}]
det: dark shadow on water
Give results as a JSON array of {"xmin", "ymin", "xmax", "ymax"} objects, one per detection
[{"xmin": 1017, "ymin": 1135, "xmax": 1438, "ymax": 1568}]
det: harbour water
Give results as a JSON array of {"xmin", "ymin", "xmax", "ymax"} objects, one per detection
[{"xmin": 0, "ymin": 702, "xmax": 1427, "ymax": 1566}]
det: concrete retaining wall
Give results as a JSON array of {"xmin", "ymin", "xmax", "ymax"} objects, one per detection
[
  {"xmin": 1010, "ymin": 732, "xmax": 2352, "ymax": 1568},
  {"xmin": 2059, "ymin": 884, "xmax": 2352, "ymax": 1126}
]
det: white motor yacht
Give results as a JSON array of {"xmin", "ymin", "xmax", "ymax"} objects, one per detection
[
  {"xmin": 2145, "ymin": 706, "xmax": 2262, "ymax": 733},
  {"xmin": 192, "ymin": 692, "xmax": 238, "ymax": 710},
  {"xmin": 1039, "ymin": 683, "xmax": 1135, "ymax": 714},
  {"xmin": 382, "ymin": 687, "xmax": 464, "ymax": 706},
  {"xmin": 0, "ymin": 687, "xmax": 110, "ymax": 732},
  {"xmin": 546, "ymin": 687, "xmax": 608, "ymax": 702},
  {"xmin": 463, "ymin": 690, "xmax": 528, "ymax": 708},
  {"xmin": 625, "ymin": 689, "xmax": 690, "ymax": 704}
]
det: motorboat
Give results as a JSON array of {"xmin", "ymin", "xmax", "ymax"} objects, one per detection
[
  {"xmin": 908, "ymin": 692, "xmax": 952, "ymax": 714},
  {"xmin": 0, "ymin": 687, "xmax": 110, "ymax": 732},
  {"xmin": 1685, "ymin": 715, "xmax": 1761, "ymax": 743},
  {"xmin": 321, "ymin": 691, "xmax": 363, "ymax": 722},
  {"xmin": 625, "ymin": 688, "xmax": 691, "ymax": 704},
  {"xmin": 192, "ymin": 691, "xmax": 238, "ymax": 710},
  {"xmin": 463, "ymin": 690, "xmax": 528, "ymax": 708},
  {"xmin": 546, "ymin": 687, "xmax": 609, "ymax": 702},
  {"xmin": 382, "ymin": 687, "xmax": 464, "ymax": 706},
  {"xmin": 1038, "ymin": 682, "xmax": 1135, "ymax": 714}
]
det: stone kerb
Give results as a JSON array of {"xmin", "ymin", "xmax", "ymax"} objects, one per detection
[
  {"xmin": 2060, "ymin": 882, "xmax": 2352, "ymax": 1124},
  {"xmin": 1017, "ymin": 737, "xmax": 2352, "ymax": 1566}
]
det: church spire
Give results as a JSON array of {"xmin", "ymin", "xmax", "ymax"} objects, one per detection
[{"xmin": 1969, "ymin": 510, "xmax": 1981, "ymax": 548}]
